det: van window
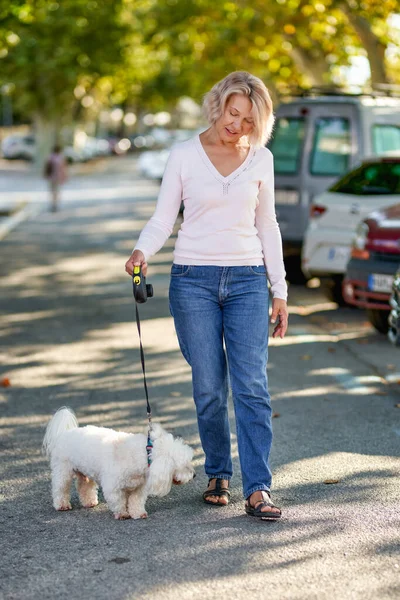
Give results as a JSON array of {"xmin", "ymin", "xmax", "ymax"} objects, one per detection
[
  {"xmin": 269, "ymin": 118, "xmax": 305, "ymax": 174},
  {"xmin": 329, "ymin": 162, "xmax": 400, "ymax": 195},
  {"xmin": 310, "ymin": 118, "xmax": 351, "ymax": 176},
  {"xmin": 372, "ymin": 125, "xmax": 400, "ymax": 155}
]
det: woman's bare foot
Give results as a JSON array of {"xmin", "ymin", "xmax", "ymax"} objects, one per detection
[{"xmin": 203, "ymin": 478, "xmax": 230, "ymax": 505}]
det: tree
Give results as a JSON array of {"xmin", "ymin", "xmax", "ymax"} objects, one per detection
[
  {"xmin": 0, "ymin": 0, "xmax": 128, "ymax": 164},
  {"xmin": 127, "ymin": 0, "xmax": 399, "ymax": 105}
]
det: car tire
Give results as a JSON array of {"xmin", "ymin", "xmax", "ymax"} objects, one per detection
[
  {"xmin": 322, "ymin": 275, "xmax": 348, "ymax": 307},
  {"xmin": 366, "ymin": 308, "xmax": 390, "ymax": 334}
]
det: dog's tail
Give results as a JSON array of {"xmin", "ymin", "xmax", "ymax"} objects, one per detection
[{"xmin": 42, "ymin": 406, "xmax": 78, "ymax": 458}]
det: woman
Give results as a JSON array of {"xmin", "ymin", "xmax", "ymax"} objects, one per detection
[{"xmin": 125, "ymin": 71, "xmax": 288, "ymax": 520}]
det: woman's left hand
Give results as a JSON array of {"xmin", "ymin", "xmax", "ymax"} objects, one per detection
[{"xmin": 270, "ymin": 298, "xmax": 288, "ymax": 339}]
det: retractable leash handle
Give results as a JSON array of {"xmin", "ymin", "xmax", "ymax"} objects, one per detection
[
  {"xmin": 132, "ymin": 265, "xmax": 154, "ymax": 304},
  {"xmin": 132, "ymin": 265, "xmax": 154, "ymax": 466}
]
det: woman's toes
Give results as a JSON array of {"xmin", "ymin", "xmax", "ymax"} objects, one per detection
[{"xmin": 207, "ymin": 496, "xmax": 218, "ymax": 503}]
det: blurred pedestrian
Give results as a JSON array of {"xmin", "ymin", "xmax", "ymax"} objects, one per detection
[
  {"xmin": 44, "ymin": 145, "xmax": 67, "ymax": 212},
  {"xmin": 125, "ymin": 71, "xmax": 288, "ymax": 520}
]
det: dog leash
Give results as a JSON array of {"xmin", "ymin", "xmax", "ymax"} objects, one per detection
[{"xmin": 132, "ymin": 265, "xmax": 154, "ymax": 466}]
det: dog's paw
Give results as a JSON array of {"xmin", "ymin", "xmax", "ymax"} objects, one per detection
[
  {"xmin": 114, "ymin": 512, "xmax": 131, "ymax": 520},
  {"xmin": 83, "ymin": 501, "xmax": 98, "ymax": 508},
  {"xmin": 131, "ymin": 512, "xmax": 148, "ymax": 520},
  {"xmin": 56, "ymin": 502, "xmax": 72, "ymax": 511}
]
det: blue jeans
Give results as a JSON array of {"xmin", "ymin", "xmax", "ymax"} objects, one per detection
[{"xmin": 169, "ymin": 265, "xmax": 273, "ymax": 499}]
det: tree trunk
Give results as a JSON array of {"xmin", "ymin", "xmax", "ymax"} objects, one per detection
[
  {"xmin": 33, "ymin": 114, "xmax": 59, "ymax": 172},
  {"xmin": 339, "ymin": 3, "xmax": 389, "ymax": 86},
  {"xmin": 289, "ymin": 46, "xmax": 330, "ymax": 86}
]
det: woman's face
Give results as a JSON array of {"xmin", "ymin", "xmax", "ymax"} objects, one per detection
[{"xmin": 215, "ymin": 94, "xmax": 254, "ymax": 144}]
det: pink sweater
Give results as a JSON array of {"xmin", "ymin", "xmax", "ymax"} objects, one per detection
[{"xmin": 135, "ymin": 135, "xmax": 287, "ymax": 299}]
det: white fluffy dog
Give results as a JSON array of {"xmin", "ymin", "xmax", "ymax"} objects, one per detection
[{"xmin": 43, "ymin": 407, "xmax": 195, "ymax": 520}]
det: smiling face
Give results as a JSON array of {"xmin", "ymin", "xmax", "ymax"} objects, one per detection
[{"xmin": 215, "ymin": 93, "xmax": 254, "ymax": 144}]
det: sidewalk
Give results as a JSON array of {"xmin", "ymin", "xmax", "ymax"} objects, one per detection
[
  {"xmin": 0, "ymin": 162, "xmax": 399, "ymax": 600},
  {"xmin": 0, "ymin": 155, "xmax": 135, "ymax": 240}
]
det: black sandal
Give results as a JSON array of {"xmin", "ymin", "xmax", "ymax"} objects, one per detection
[
  {"xmin": 245, "ymin": 491, "xmax": 281, "ymax": 520},
  {"xmin": 203, "ymin": 478, "xmax": 231, "ymax": 506}
]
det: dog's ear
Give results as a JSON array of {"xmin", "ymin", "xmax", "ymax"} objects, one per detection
[{"xmin": 146, "ymin": 455, "xmax": 174, "ymax": 497}]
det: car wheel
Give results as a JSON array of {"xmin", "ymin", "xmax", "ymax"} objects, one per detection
[
  {"xmin": 321, "ymin": 275, "xmax": 348, "ymax": 306},
  {"xmin": 366, "ymin": 308, "xmax": 390, "ymax": 334}
]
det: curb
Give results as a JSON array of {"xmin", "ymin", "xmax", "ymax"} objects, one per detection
[{"xmin": 0, "ymin": 202, "xmax": 43, "ymax": 242}]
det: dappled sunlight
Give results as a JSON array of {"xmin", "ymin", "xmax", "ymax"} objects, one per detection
[
  {"xmin": 0, "ymin": 309, "xmax": 59, "ymax": 325},
  {"xmin": 288, "ymin": 301, "xmax": 337, "ymax": 316},
  {"xmin": 273, "ymin": 370, "xmax": 383, "ymax": 399},
  {"xmin": 4, "ymin": 310, "xmax": 191, "ymax": 390},
  {"xmin": 274, "ymin": 384, "xmax": 345, "ymax": 399},
  {"xmin": 275, "ymin": 453, "xmax": 399, "ymax": 490},
  {"xmin": 269, "ymin": 329, "xmax": 367, "ymax": 346},
  {"xmin": 87, "ymin": 317, "xmax": 180, "ymax": 352}
]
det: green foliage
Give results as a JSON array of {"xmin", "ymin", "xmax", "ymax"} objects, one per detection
[
  {"xmin": 0, "ymin": 0, "xmax": 128, "ymax": 119},
  {"xmin": 0, "ymin": 0, "xmax": 398, "ymax": 123}
]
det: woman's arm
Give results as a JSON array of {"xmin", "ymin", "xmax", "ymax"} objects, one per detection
[
  {"xmin": 255, "ymin": 151, "xmax": 287, "ymax": 301},
  {"xmin": 255, "ymin": 151, "xmax": 288, "ymax": 338},
  {"xmin": 125, "ymin": 146, "xmax": 183, "ymax": 276}
]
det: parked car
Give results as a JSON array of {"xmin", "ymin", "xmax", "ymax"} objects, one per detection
[
  {"xmin": 1, "ymin": 133, "xmax": 110, "ymax": 163},
  {"xmin": 342, "ymin": 203, "xmax": 400, "ymax": 333},
  {"xmin": 388, "ymin": 267, "xmax": 400, "ymax": 346},
  {"xmin": 138, "ymin": 129, "xmax": 205, "ymax": 180},
  {"xmin": 138, "ymin": 148, "xmax": 171, "ymax": 180},
  {"xmin": 268, "ymin": 89, "xmax": 400, "ymax": 282},
  {"xmin": 2, "ymin": 134, "xmax": 36, "ymax": 160},
  {"xmin": 301, "ymin": 157, "xmax": 400, "ymax": 303}
]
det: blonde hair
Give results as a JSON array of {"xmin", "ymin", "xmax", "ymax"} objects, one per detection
[{"xmin": 203, "ymin": 71, "xmax": 274, "ymax": 148}]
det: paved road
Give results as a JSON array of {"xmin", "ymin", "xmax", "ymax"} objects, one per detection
[{"xmin": 1, "ymin": 157, "xmax": 399, "ymax": 600}]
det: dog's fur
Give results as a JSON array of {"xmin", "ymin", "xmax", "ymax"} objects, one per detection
[{"xmin": 43, "ymin": 407, "xmax": 195, "ymax": 519}]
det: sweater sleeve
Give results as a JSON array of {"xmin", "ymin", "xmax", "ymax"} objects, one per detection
[
  {"xmin": 133, "ymin": 146, "xmax": 183, "ymax": 261},
  {"xmin": 255, "ymin": 151, "xmax": 288, "ymax": 300}
]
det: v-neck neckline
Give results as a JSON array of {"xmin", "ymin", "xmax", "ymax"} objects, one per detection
[{"xmin": 195, "ymin": 134, "xmax": 254, "ymax": 182}]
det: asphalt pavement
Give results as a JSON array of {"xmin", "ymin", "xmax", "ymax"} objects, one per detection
[{"xmin": 0, "ymin": 156, "xmax": 399, "ymax": 600}]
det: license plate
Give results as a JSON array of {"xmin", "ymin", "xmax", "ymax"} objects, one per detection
[
  {"xmin": 327, "ymin": 246, "xmax": 349, "ymax": 261},
  {"xmin": 368, "ymin": 273, "xmax": 394, "ymax": 293},
  {"xmin": 275, "ymin": 190, "xmax": 299, "ymax": 205}
]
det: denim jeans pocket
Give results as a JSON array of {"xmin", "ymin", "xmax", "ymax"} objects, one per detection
[
  {"xmin": 248, "ymin": 265, "xmax": 267, "ymax": 276},
  {"xmin": 171, "ymin": 264, "xmax": 191, "ymax": 277}
]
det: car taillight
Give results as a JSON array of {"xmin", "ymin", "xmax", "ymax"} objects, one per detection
[
  {"xmin": 351, "ymin": 222, "xmax": 370, "ymax": 260},
  {"xmin": 310, "ymin": 204, "xmax": 327, "ymax": 218}
]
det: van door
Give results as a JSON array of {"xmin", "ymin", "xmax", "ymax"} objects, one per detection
[
  {"xmin": 270, "ymin": 101, "xmax": 360, "ymax": 251},
  {"xmin": 268, "ymin": 112, "xmax": 306, "ymax": 252}
]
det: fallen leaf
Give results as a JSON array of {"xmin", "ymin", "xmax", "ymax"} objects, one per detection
[
  {"xmin": 395, "ymin": 404, "xmax": 400, "ymax": 408},
  {"xmin": 357, "ymin": 339, "xmax": 369, "ymax": 345},
  {"xmin": 109, "ymin": 557, "xmax": 131, "ymax": 564},
  {"xmin": 1, "ymin": 377, "xmax": 11, "ymax": 388},
  {"xmin": 324, "ymin": 479, "xmax": 340, "ymax": 485},
  {"xmin": 272, "ymin": 412, "xmax": 280, "ymax": 418},
  {"xmin": 170, "ymin": 391, "xmax": 181, "ymax": 397},
  {"xmin": 300, "ymin": 354, "xmax": 312, "ymax": 361},
  {"xmin": 327, "ymin": 347, "xmax": 336, "ymax": 353}
]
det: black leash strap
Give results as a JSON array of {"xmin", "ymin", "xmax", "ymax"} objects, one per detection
[
  {"xmin": 134, "ymin": 301, "xmax": 153, "ymax": 466},
  {"xmin": 135, "ymin": 303, "xmax": 151, "ymax": 419}
]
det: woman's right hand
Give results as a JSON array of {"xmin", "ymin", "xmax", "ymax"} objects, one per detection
[{"xmin": 125, "ymin": 250, "xmax": 148, "ymax": 277}]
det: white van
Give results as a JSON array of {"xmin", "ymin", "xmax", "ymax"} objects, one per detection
[{"xmin": 268, "ymin": 91, "xmax": 400, "ymax": 282}]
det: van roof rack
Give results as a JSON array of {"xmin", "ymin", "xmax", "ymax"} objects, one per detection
[{"xmin": 278, "ymin": 84, "xmax": 400, "ymax": 99}]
